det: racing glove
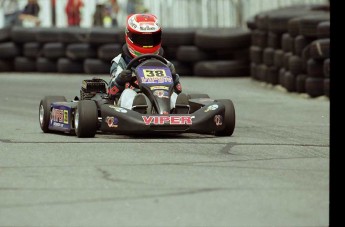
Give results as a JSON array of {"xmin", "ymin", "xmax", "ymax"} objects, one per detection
[
  {"xmin": 167, "ymin": 61, "xmax": 176, "ymax": 75},
  {"xmin": 117, "ymin": 69, "xmax": 132, "ymax": 85},
  {"xmin": 172, "ymin": 73, "xmax": 182, "ymax": 94},
  {"xmin": 167, "ymin": 62, "xmax": 182, "ymax": 94}
]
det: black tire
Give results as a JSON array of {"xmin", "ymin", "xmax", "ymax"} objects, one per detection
[
  {"xmin": 250, "ymin": 63, "xmax": 258, "ymax": 80},
  {"xmin": 307, "ymin": 58, "xmax": 324, "ymax": 78},
  {"xmin": 39, "ymin": 96, "xmax": 67, "ymax": 133},
  {"xmin": 83, "ymin": 58, "xmax": 110, "ymax": 74},
  {"xmin": 294, "ymin": 35, "xmax": 315, "ymax": 56},
  {"xmin": 266, "ymin": 66, "xmax": 279, "ymax": 85},
  {"xmin": 296, "ymin": 74, "xmax": 307, "ymax": 93},
  {"xmin": 10, "ymin": 26, "xmax": 37, "ymax": 43},
  {"xmin": 298, "ymin": 13, "xmax": 330, "ymax": 38},
  {"xmin": 281, "ymin": 33, "xmax": 294, "ymax": 53},
  {"xmin": 23, "ymin": 42, "xmax": 42, "ymax": 58},
  {"xmin": 263, "ymin": 47, "xmax": 274, "ymax": 66},
  {"xmin": 309, "ymin": 38, "xmax": 330, "ymax": 60},
  {"xmin": 250, "ymin": 46, "xmax": 263, "ymax": 64},
  {"xmin": 256, "ymin": 64, "xmax": 268, "ymax": 82},
  {"xmin": 57, "ymin": 58, "xmax": 84, "ymax": 74},
  {"xmin": 74, "ymin": 100, "xmax": 98, "ymax": 138},
  {"xmin": 214, "ymin": 99, "xmax": 235, "ymax": 137},
  {"xmin": 0, "ymin": 42, "xmax": 21, "ymax": 59},
  {"xmin": 324, "ymin": 78, "xmax": 329, "ymax": 98},
  {"xmin": 36, "ymin": 57, "xmax": 58, "ymax": 72},
  {"xmin": 0, "ymin": 26, "xmax": 11, "ymax": 42},
  {"xmin": 66, "ymin": 43, "xmax": 97, "ymax": 60},
  {"xmin": 162, "ymin": 28, "xmax": 197, "ymax": 46},
  {"xmin": 323, "ymin": 58, "xmax": 330, "ymax": 78},
  {"xmin": 317, "ymin": 21, "xmax": 330, "ymax": 39},
  {"xmin": 89, "ymin": 27, "xmax": 125, "ymax": 44},
  {"xmin": 43, "ymin": 43, "xmax": 66, "ymax": 59},
  {"xmin": 36, "ymin": 27, "xmax": 63, "ymax": 43},
  {"xmin": 273, "ymin": 49, "xmax": 284, "ymax": 68},
  {"xmin": 170, "ymin": 60, "xmax": 194, "ymax": 76},
  {"xmin": 193, "ymin": 60, "xmax": 249, "ymax": 77},
  {"xmin": 251, "ymin": 29, "xmax": 267, "ymax": 48},
  {"xmin": 97, "ymin": 44, "xmax": 122, "ymax": 61},
  {"xmin": 305, "ymin": 77, "xmax": 324, "ymax": 97},
  {"xmin": 0, "ymin": 59, "xmax": 14, "ymax": 72},
  {"xmin": 14, "ymin": 57, "xmax": 36, "ymax": 72},
  {"xmin": 284, "ymin": 71, "xmax": 296, "ymax": 92},
  {"xmin": 195, "ymin": 28, "xmax": 251, "ymax": 50},
  {"xmin": 176, "ymin": 46, "xmax": 209, "ymax": 63},
  {"xmin": 267, "ymin": 32, "xmax": 281, "ymax": 49},
  {"xmin": 289, "ymin": 55, "xmax": 304, "ymax": 75}
]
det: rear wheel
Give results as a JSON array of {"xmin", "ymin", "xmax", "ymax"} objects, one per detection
[
  {"xmin": 39, "ymin": 96, "xmax": 67, "ymax": 133},
  {"xmin": 214, "ymin": 99, "xmax": 235, "ymax": 136},
  {"xmin": 74, "ymin": 100, "xmax": 98, "ymax": 138}
]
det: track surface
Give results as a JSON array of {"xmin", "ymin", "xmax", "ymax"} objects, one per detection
[{"xmin": 0, "ymin": 73, "xmax": 329, "ymax": 226}]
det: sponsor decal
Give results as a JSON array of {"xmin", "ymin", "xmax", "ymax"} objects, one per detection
[
  {"xmin": 106, "ymin": 116, "xmax": 119, "ymax": 128},
  {"xmin": 214, "ymin": 115, "xmax": 223, "ymax": 126},
  {"xmin": 141, "ymin": 77, "xmax": 172, "ymax": 83},
  {"xmin": 63, "ymin": 110, "xmax": 68, "ymax": 124},
  {"xmin": 108, "ymin": 86, "xmax": 119, "ymax": 95},
  {"xmin": 150, "ymin": 86, "xmax": 169, "ymax": 90},
  {"xmin": 153, "ymin": 90, "xmax": 169, "ymax": 99},
  {"xmin": 50, "ymin": 108, "xmax": 69, "ymax": 128},
  {"xmin": 142, "ymin": 116, "xmax": 194, "ymax": 125},
  {"xmin": 51, "ymin": 108, "xmax": 65, "ymax": 123},
  {"xmin": 205, "ymin": 104, "xmax": 219, "ymax": 112},
  {"xmin": 137, "ymin": 66, "xmax": 173, "ymax": 84},
  {"xmin": 128, "ymin": 16, "xmax": 137, "ymax": 29},
  {"xmin": 109, "ymin": 106, "xmax": 127, "ymax": 113},
  {"xmin": 53, "ymin": 122, "xmax": 64, "ymax": 127},
  {"xmin": 139, "ymin": 22, "xmax": 156, "ymax": 31}
]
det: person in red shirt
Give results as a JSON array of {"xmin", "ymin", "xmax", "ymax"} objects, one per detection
[{"xmin": 65, "ymin": 0, "xmax": 84, "ymax": 26}]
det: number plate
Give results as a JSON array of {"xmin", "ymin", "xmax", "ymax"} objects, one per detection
[{"xmin": 137, "ymin": 66, "xmax": 173, "ymax": 85}]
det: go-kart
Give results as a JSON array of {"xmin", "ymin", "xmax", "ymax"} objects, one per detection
[{"xmin": 39, "ymin": 54, "xmax": 236, "ymax": 137}]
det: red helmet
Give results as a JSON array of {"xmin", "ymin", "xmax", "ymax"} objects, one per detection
[{"xmin": 125, "ymin": 14, "xmax": 162, "ymax": 58}]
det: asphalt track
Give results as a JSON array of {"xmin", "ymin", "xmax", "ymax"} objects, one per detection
[{"xmin": 0, "ymin": 73, "xmax": 329, "ymax": 227}]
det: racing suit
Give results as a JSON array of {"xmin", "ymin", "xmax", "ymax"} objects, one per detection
[{"xmin": 108, "ymin": 44, "xmax": 182, "ymax": 109}]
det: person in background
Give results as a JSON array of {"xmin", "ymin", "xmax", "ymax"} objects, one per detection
[
  {"xmin": 0, "ymin": 0, "xmax": 20, "ymax": 26},
  {"xmin": 93, "ymin": 0, "xmax": 119, "ymax": 27},
  {"xmin": 103, "ymin": 0, "xmax": 119, "ymax": 27},
  {"xmin": 126, "ymin": 0, "xmax": 148, "ymax": 15},
  {"xmin": 65, "ymin": 0, "xmax": 84, "ymax": 26},
  {"xmin": 18, "ymin": 0, "xmax": 40, "ymax": 27}
]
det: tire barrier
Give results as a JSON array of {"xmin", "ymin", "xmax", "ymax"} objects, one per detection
[
  {"xmin": 247, "ymin": 3, "xmax": 330, "ymax": 98},
  {"xmin": 0, "ymin": 3, "xmax": 329, "ymax": 94},
  {"xmin": 0, "ymin": 26, "xmax": 250, "ymax": 78}
]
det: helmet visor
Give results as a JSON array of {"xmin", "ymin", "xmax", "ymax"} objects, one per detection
[{"xmin": 127, "ymin": 31, "xmax": 162, "ymax": 47}]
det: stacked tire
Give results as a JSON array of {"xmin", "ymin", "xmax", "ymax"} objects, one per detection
[
  {"xmin": 10, "ymin": 26, "xmax": 124, "ymax": 74},
  {"xmin": 247, "ymin": 3, "xmax": 330, "ymax": 98},
  {"xmin": 0, "ymin": 26, "xmax": 251, "ymax": 77}
]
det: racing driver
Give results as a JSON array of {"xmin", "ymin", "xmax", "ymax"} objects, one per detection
[{"xmin": 107, "ymin": 13, "xmax": 185, "ymax": 112}]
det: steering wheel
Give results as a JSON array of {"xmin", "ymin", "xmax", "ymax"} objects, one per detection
[{"xmin": 125, "ymin": 54, "xmax": 168, "ymax": 89}]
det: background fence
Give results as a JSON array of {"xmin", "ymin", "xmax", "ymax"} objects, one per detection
[{"xmin": 1, "ymin": 0, "xmax": 328, "ymax": 28}]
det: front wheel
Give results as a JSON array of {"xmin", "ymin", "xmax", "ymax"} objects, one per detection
[
  {"xmin": 74, "ymin": 100, "xmax": 98, "ymax": 138},
  {"xmin": 214, "ymin": 99, "xmax": 235, "ymax": 137},
  {"xmin": 39, "ymin": 96, "xmax": 67, "ymax": 133}
]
